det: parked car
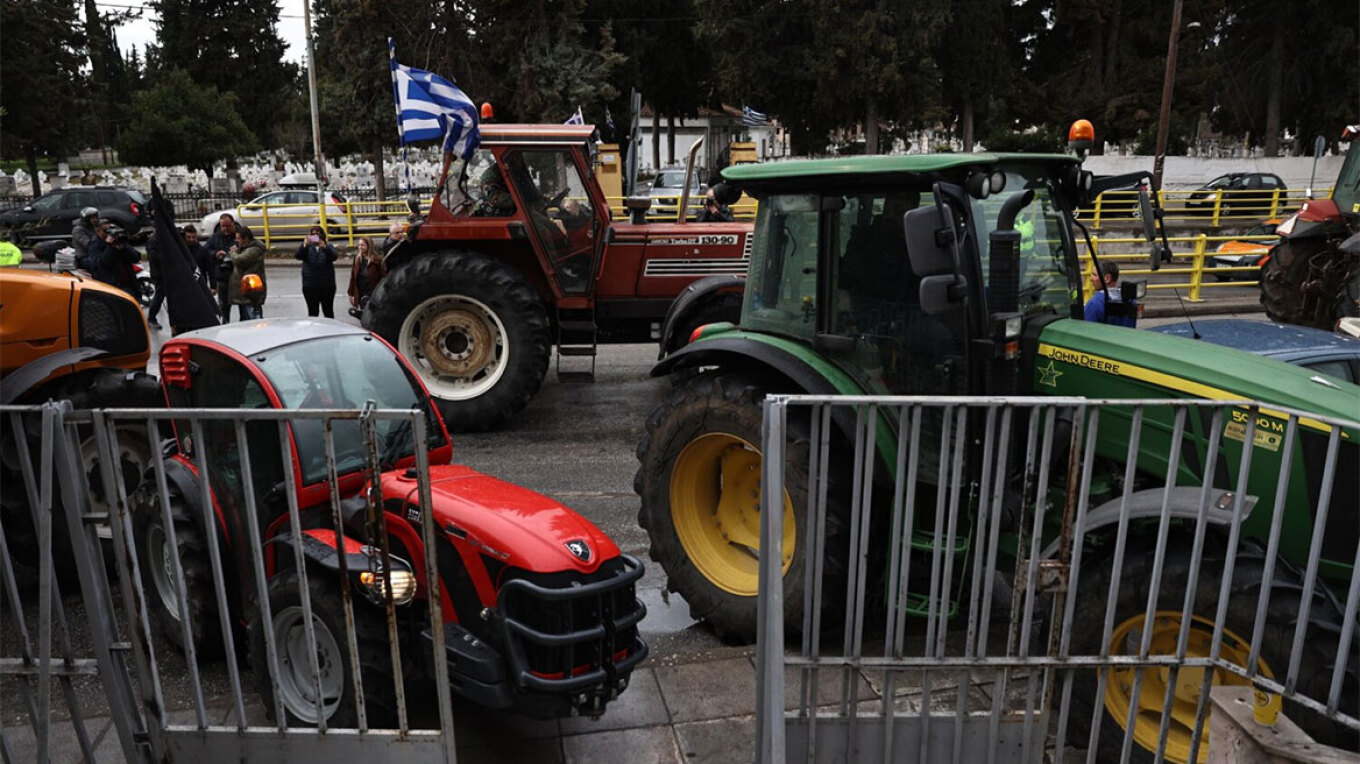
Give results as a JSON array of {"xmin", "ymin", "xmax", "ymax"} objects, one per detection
[
  {"xmin": 1206, "ymin": 218, "xmax": 1282, "ymax": 281},
  {"xmin": 1184, "ymin": 172, "xmax": 1288, "ymax": 216},
  {"xmin": 647, "ymin": 167, "xmax": 705, "ymax": 220},
  {"xmin": 0, "ymin": 186, "xmax": 151, "ymax": 245},
  {"xmin": 1150, "ymin": 319, "xmax": 1360, "ymax": 384},
  {"xmin": 200, "ymin": 189, "xmax": 348, "ymax": 239}
]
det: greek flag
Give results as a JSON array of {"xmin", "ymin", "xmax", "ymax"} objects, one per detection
[
  {"xmin": 564, "ymin": 106, "xmax": 585, "ymax": 126},
  {"xmin": 390, "ymin": 48, "xmax": 480, "ymax": 160},
  {"xmin": 742, "ymin": 105, "xmax": 769, "ymax": 127}
]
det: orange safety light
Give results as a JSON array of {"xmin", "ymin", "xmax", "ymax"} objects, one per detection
[
  {"xmin": 240, "ymin": 273, "xmax": 264, "ymax": 295},
  {"xmin": 1068, "ymin": 119, "xmax": 1095, "ymax": 151},
  {"xmin": 480, "ymin": 102, "xmax": 495, "ymax": 121}
]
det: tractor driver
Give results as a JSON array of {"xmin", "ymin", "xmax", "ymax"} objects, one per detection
[{"xmin": 473, "ymin": 163, "xmax": 517, "ymax": 217}]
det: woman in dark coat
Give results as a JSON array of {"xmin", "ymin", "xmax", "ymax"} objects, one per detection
[
  {"xmin": 295, "ymin": 226, "xmax": 339, "ymax": 318},
  {"xmin": 347, "ymin": 236, "xmax": 387, "ymax": 318}
]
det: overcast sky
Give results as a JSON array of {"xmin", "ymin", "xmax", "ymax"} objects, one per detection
[{"xmin": 115, "ymin": 0, "xmax": 309, "ymax": 63}]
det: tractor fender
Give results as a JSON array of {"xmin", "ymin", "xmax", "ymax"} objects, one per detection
[
  {"xmin": 0, "ymin": 346, "xmax": 107, "ymax": 404},
  {"xmin": 652, "ymin": 336, "xmax": 867, "ymax": 453},
  {"xmin": 1038, "ymin": 486, "xmax": 1259, "ymax": 561},
  {"xmin": 657, "ymin": 275, "xmax": 745, "ymax": 359},
  {"xmin": 159, "ymin": 454, "xmax": 232, "ymax": 544}
]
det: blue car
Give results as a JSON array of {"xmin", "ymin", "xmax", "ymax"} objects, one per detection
[{"xmin": 1150, "ymin": 319, "xmax": 1360, "ymax": 384}]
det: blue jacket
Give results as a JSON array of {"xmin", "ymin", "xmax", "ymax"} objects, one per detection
[
  {"xmin": 294, "ymin": 240, "xmax": 338, "ymax": 290},
  {"xmin": 86, "ymin": 238, "xmax": 140, "ymax": 298},
  {"xmin": 1084, "ymin": 290, "xmax": 1137, "ymax": 328}
]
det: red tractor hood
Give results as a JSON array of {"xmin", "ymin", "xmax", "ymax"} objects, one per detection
[{"xmin": 384, "ymin": 465, "xmax": 620, "ymax": 575}]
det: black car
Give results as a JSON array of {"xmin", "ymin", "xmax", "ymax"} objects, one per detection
[
  {"xmin": 1184, "ymin": 172, "xmax": 1288, "ymax": 216},
  {"xmin": 0, "ymin": 186, "xmax": 152, "ymax": 245}
]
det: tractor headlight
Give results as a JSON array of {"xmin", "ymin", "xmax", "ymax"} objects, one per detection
[{"xmin": 357, "ymin": 553, "xmax": 417, "ymax": 606}]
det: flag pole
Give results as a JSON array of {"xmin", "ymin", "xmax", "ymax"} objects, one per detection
[{"xmin": 388, "ymin": 38, "xmax": 410, "ymax": 198}]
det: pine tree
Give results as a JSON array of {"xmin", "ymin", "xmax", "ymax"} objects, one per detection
[{"xmin": 0, "ymin": 0, "xmax": 87, "ymax": 193}]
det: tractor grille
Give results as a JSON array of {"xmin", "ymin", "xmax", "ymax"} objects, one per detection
[
  {"xmin": 496, "ymin": 555, "xmax": 647, "ymax": 693},
  {"xmin": 78, "ymin": 289, "xmax": 147, "ymax": 358}
]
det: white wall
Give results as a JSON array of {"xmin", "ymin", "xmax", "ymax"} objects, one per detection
[{"xmin": 1083, "ymin": 155, "xmax": 1347, "ymax": 191}]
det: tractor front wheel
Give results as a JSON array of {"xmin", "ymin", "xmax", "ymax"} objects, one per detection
[
  {"xmin": 635, "ymin": 371, "xmax": 846, "ymax": 643},
  {"xmin": 251, "ymin": 571, "xmax": 397, "ymax": 728},
  {"xmin": 365, "ymin": 251, "xmax": 550, "ymax": 432}
]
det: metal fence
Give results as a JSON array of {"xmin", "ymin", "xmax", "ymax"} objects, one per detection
[
  {"xmin": 754, "ymin": 395, "xmax": 1359, "ymax": 764},
  {"xmin": 0, "ymin": 402, "xmax": 458, "ymax": 763}
]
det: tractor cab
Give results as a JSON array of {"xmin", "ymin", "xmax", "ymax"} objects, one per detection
[
  {"xmin": 417, "ymin": 125, "xmax": 606, "ymax": 298},
  {"xmin": 158, "ymin": 319, "xmax": 451, "ymax": 542}
]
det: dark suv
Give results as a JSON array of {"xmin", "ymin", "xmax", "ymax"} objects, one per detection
[
  {"xmin": 1185, "ymin": 172, "xmax": 1288, "ymax": 216},
  {"xmin": 0, "ymin": 186, "xmax": 152, "ymax": 245}
]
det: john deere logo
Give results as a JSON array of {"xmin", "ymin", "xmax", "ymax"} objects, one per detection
[{"xmin": 565, "ymin": 540, "xmax": 591, "ymax": 562}]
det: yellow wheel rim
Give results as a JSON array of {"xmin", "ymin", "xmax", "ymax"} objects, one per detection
[
  {"xmin": 1104, "ymin": 610, "xmax": 1273, "ymax": 764},
  {"xmin": 669, "ymin": 433, "xmax": 795, "ymax": 596}
]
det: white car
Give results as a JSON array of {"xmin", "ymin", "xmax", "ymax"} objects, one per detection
[
  {"xmin": 647, "ymin": 168, "xmax": 705, "ymax": 220},
  {"xmin": 199, "ymin": 189, "xmax": 349, "ymax": 239}
]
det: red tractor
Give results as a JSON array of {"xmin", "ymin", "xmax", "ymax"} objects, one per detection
[
  {"xmin": 364, "ymin": 124, "xmax": 751, "ymax": 431},
  {"xmin": 134, "ymin": 318, "xmax": 646, "ymax": 724}
]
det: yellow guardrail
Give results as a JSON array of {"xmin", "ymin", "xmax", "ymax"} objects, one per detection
[
  {"xmin": 1078, "ymin": 187, "xmax": 1333, "ymax": 228},
  {"xmin": 603, "ymin": 195, "xmax": 759, "ymax": 222},
  {"xmin": 1077, "ymin": 232, "xmax": 1278, "ymax": 303},
  {"xmin": 247, "ymin": 199, "xmax": 424, "ymax": 248}
]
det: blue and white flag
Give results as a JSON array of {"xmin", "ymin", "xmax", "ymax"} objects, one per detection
[
  {"xmin": 389, "ymin": 44, "xmax": 480, "ymax": 160},
  {"xmin": 564, "ymin": 106, "xmax": 585, "ymax": 126},
  {"xmin": 742, "ymin": 105, "xmax": 770, "ymax": 127}
]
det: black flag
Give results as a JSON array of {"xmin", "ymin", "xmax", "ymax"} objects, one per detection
[{"xmin": 150, "ymin": 179, "xmax": 220, "ymax": 333}]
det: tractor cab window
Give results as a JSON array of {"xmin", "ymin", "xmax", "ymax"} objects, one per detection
[
  {"xmin": 173, "ymin": 347, "xmax": 285, "ymax": 530},
  {"xmin": 741, "ymin": 194, "xmax": 820, "ymax": 341},
  {"xmin": 458, "ymin": 149, "xmax": 516, "ymax": 218},
  {"xmin": 824, "ymin": 191, "xmax": 966, "ymax": 397},
  {"xmin": 970, "ymin": 169, "xmax": 1081, "ymax": 317},
  {"xmin": 503, "ymin": 149, "xmax": 596, "ymax": 294},
  {"xmin": 256, "ymin": 334, "xmax": 446, "ymax": 486}
]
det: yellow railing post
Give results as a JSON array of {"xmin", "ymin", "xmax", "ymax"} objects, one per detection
[
  {"xmin": 1210, "ymin": 191, "xmax": 1222, "ymax": 227},
  {"xmin": 1093, "ymin": 193, "xmax": 1103, "ymax": 228},
  {"xmin": 1187, "ymin": 233, "xmax": 1207, "ymax": 302},
  {"xmin": 1269, "ymin": 188, "xmax": 1281, "ymax": 218},
  {"xmin": 343, "ymin": 201, "xmax": 356, "ymax": 246},
  {"xmin": 261, "ymin": 204, "xmax": 271, "ymax": 248}
]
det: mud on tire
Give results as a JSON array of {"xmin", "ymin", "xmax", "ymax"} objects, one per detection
[
  {"xmin": 364, "ymin": 251, "xmax": 550, "ymax": 433},
  {"xmin": 634, "ymin": 371, "xmax": 848, "ymax": 643}
]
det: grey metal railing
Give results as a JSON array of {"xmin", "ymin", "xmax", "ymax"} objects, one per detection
[
  {"xmin": 0, "ymin": 402, "xmax": 458, "ymax": 763},
  {"xmin": 755, "ymin": 395, "xmax": 1359, "ymax": 764}
]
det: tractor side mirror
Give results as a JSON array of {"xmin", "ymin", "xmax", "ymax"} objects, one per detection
[
  {"xmin": 625, "ymin": 196, "xmax": 651, "ymax": 224},
  {"xmin": 903, "ymin": 205, "xmax": 955, "ymax": 276},
  {"xmin": 919, "ymin": 274, "xmax": 968, "ymax": 315},
  {"xmin": 1136, "ymin": 188, "xmax": 1164, "ymax": 272}
]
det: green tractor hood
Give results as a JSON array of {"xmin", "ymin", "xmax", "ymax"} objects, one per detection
[{"xmin": 1031, "ymin": 319, "xmax": 1360, "ymax": 423}]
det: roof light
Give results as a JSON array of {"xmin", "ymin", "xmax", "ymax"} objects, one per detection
[
  {"xmin": 480, "ymin": 102, "xmax": 495, "ymax": 121},
  {"xmin": 1068, "ymin": 119, "xmax": 1095, "ymax": 151}
]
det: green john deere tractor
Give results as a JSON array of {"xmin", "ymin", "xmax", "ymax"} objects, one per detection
[{"xmin": 635, "ymin": 130, "xmax": 1358, "ymax": 762}]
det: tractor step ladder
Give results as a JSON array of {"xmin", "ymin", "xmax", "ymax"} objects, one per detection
[{"xmin": 556, "ymin": 308, "xmax": 597, "ymax": 382}]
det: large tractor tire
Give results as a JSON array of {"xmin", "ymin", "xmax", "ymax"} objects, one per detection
[
  {"xmin": 1260, "ymin": 238, "xmax": 1348, "ymax": 330},
  {"xmin": 365, "ymin": 251, "xmax": 550, "ymax": 433},
  {"xmin": 1067, "ymin": 535, "xmax": 1358, "ymax": 764},
  {"xmin": 131, "ymin": 479, "xmax": 223, "ymax": 656},
  {"xmin": 635, "ymin": 371, "xmax": 848, "ymax": 643},
  {"xmin": 0, "ymin": 368, "xmax": 161, "ymax": 570},
  {"xmin": 250, "ymin": 570, "xmax": 397, "ymax": 728}
]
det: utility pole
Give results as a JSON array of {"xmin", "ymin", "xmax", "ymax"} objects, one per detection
[
  {"xmin": 303, "ymin": 0, "xmax": 326, "ymax": 194},
  {"xmin": 1152, "ymin": 0, "xmax": 1185, "ymax": 190}
]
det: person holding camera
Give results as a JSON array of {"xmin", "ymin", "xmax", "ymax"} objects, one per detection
[
  {"xmin": 86, "ymin": 219, "xmax": 140, "ymax": 298},
  {"xmin": 229, "ymin": 225, "xmax": 267, "ymax": 320},
  {"xmin": 206, "ymin": 213, "xmax": 239, "ymax": 322},
  {"xmin": 295, "ymin": 225, "xmax": 339, "ymax": 318},
  {"xmin": 697, "ymin": 189, "xmax": 734, "ymax": 223}
]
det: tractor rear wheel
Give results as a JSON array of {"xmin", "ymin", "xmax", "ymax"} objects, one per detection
[
  {"xmin": 635, "ymin": 371, "xmax": 847, "ymax": 643},
  {"xmin": 132, "ymin": 479, "xmax": 223, "ymax": 656},
  {"xmin": 1067, "ymin": 535, "xmax": 1358, "ymax": 763},
  {"xmin": 365, "ymin": 251, "xmax": 550, "ymax": 432},
  {"xmin": 1260, "ymin": 239, "xmax": 1344, "ymax": 329}
]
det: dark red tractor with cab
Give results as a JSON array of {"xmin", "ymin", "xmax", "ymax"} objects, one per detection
[
  {"xmin": 365, "ymin": 124, "xmax": 750, "ymax": 432},
  {"xmin": 134, "ymin": 317, "xmax": 646, "ymax": 724}
]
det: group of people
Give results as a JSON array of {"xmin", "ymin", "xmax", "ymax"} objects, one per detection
[
  {"xmin": 142, "ymin": 213, "xmax": 399, "ymax": 326},
  {"xmin": 71, "ymin": 207, "xmax": 142, "ymax": 300}
]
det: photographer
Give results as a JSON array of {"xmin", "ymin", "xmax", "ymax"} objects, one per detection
[
  {"xmin": 85, "ymin": 220, "xmax": 141, "ymax": 298},
  {"xmin": 294, "ymin": 226, "xmax": 338, "ymax": 318},
  {"xmin": 696, "ymin": 189, "xmax": 734, "ymax": 223}
]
